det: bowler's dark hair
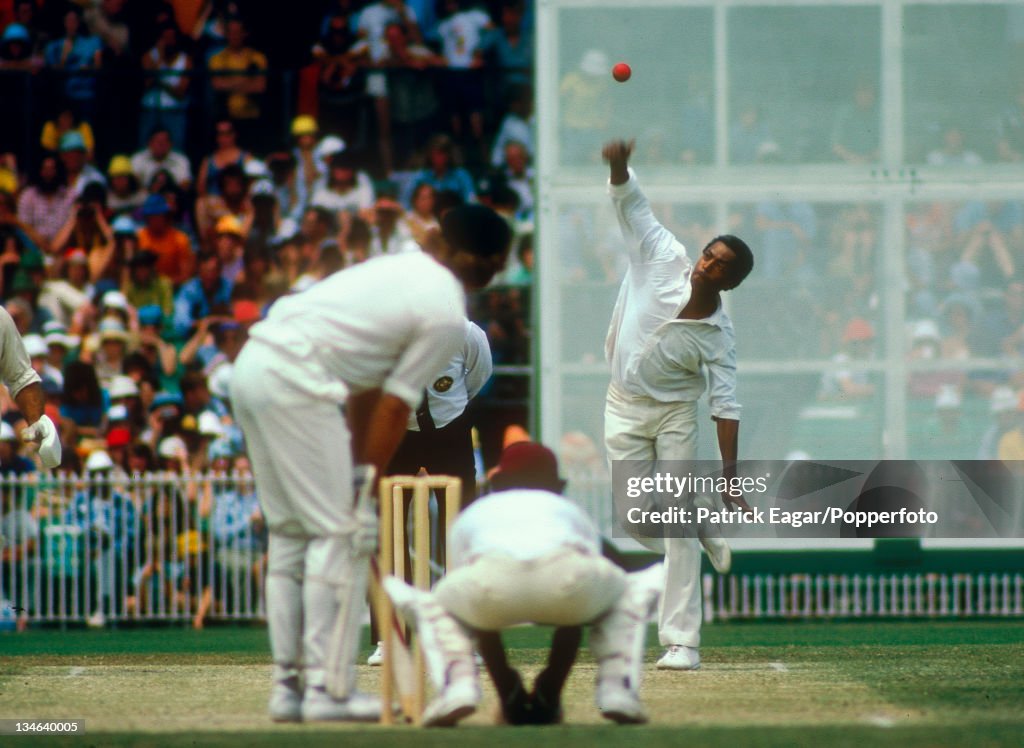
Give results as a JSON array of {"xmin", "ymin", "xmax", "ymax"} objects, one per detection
[{"xmin": 705, "ymin": 234, "xmax": 754, "ymax": 289}]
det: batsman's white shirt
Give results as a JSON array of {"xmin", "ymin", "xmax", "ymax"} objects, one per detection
[
  {"xmin": 437, "ymin": 489, "xmax": 625, "ymax": 630},
  {"xmin": 246, "ymin": 251, "xmax": 466, "ymax": 409},
  {"xmin": 604, "ymin": 169, "xmax": 740, "ymax": 419}
]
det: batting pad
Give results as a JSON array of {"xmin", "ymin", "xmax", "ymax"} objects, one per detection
[
  {"xmin": 384, "ymin": 577, "xmax": 476, "ymax": 691},
  {"xmin": 590, "ymin": 562, "xmax": 665, "ymax": 692}
]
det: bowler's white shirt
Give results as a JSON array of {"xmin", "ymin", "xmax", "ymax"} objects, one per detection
[
  {"xmin": 246, "ymin": 252, "xmax": 464, "ymax": 407},
  {"xmin": 604, "ymin": 170, "xmax": 741, "ymax": 420},
  {"xmin": 448, "ymin": 488, "xmax": 600, "ymax": 567},
  {"xmin": 407, "ymin": 319, "xmax": 491, "ymax": 430}
]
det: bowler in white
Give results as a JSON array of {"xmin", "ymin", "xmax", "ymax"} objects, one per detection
[{"xmin": 602, "ymin": 138, "xmax": 754, "ymax": 671}]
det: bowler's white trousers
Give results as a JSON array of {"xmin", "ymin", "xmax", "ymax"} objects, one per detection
[
  {"xmin": 232, "ymin": 340, "xmax": 362, "ymax": 690},
  {"xmin": 604, "ymin": 380, "xmax": 702, "ymax": 648}
]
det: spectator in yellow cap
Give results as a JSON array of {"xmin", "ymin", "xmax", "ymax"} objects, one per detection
[
  {"xmin": 40, "ymin": 104, "xmax": 95, "ymax": 158},
  {"xmin": 215, "ymin": 214, "xmax": 247, "ymax": 284},
  {"xmin": 106, "ymin": 155, "xmax": 144, "ymax": 216},
  {"xmin": 291, "ymin": 115, "xmax": 321, "ymax": 204}
]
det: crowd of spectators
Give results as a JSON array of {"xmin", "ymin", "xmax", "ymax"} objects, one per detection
[{"xmin": 0, "ymin": 0, "xmax": 535, "ymax": 629}]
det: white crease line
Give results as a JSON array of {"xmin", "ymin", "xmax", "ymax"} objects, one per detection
[
  {"xmin": 769, "ymin": 662, "xmax": 789, "ymax": 672},
  {"xmin": 866, "ymin": 715, "xmax": 896, "ymax": 728},
  {"xmin": 67, "ymin": 666, "xmax": 85, "ymax": 677}
]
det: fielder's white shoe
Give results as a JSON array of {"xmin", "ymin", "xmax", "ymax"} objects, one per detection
[
  {"xmin": 699, "ymin": 535, "xmax": 732, "ymax": 574},
  {"xmin": 422, "ymin": 677, "xmax": 481, "ymax": 727},
  {"xmin": 367, "ymin": 641, "xmax": 383, "ymax": 666},
  {"xmin": 301, "ymin": 686, "xmax": 382, "ymax": 722},
  {"xmin": 656, "ymin": 645, "xmax": 701, "ymax": 671},
  {"xmin": 596, "ymin": 682, "xmax": 648, "ymax": 724},
  {"xmin": 268, "ymin": 677, "xmax": 303, "ymax": 722}
]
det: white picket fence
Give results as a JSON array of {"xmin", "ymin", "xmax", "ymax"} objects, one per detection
[
  {"xmin": 0, "ymin": 471, "xmax": 265, "ymax": 626},
  {"xmin": 3, "ymin": 471, "xmax": 1023, "ymax": 626},
  {"xmin": 704, "ymin": 572, "xmax": 1024, "ymax": 621}
]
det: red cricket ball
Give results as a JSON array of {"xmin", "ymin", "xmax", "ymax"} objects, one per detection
[{"xmin": 612, "ymin": 62, "xmax": 631, "ymax": 83}]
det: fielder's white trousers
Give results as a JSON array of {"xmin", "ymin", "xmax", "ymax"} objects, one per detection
[
  {"xmin": 434, "ymin": 546, "xmax": 626, "ymax": 631},
  {"xmin": 604, "ymin": 380, "xmax": 703, "ymax": 648},
  {"xmin": 232, "ymin": 341, "xmax": 361, "ymax": 688}
]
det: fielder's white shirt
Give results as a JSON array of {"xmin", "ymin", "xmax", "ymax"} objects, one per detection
[
  {"xmin": 448, "ymin": 488, "xmax": 600, "ymax": 567},
  {"xmin": 246, "ymin": 252, "xmax": 465, "ymax": 407},
  {"xmin": 0, "ymin": 308, "xmax": 41, "ymax": 398},
  {"xmin": 407, "ymin": 319, "xmax": 491, "ymax": 431},
  {"xmin": 604, "ymin": 169, "xmax": 741, "ymax": 420}
]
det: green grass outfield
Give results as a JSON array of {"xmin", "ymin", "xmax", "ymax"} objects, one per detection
[{"xmin": 2, "ymin": 621, "xmax": 1022, "ymax": 747}]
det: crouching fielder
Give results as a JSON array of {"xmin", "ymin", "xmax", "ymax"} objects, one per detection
[
  {"xmin": 385, "ymin": 441, "xmax": 664, "ymax": 727},
  {"xmin": 231, "ymin": 205, "xmax": 511, "ymax": 723}
]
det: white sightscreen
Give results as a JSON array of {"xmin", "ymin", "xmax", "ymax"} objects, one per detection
[{"xmin": 536, "ymin": 1, "xmax": 1024, "ymax": 543}]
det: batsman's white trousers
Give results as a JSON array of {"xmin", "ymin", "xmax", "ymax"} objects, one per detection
[
  {"xmin": 232, "ymin": 340, "xmax": 360, "ymax": 687},
  {"xmin": 604, "ymin": 380, "xmax": 702, "ymax": 648},
  {"xmin": 434, "ymin": 546, "xmax": 626, "ymax": 631}
]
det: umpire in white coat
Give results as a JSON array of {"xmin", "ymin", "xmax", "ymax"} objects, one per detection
[{"xmin": 230, "ymin": 205, "xmax": 511, "ymax": 723}]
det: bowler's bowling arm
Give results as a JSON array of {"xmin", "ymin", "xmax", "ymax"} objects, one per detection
[{"xmin": 715, "ymin": 417, "xmax": 751, "ymax": 513}]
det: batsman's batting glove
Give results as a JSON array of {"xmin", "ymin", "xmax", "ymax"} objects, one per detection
[
  {"xmin": 21, "ymin": 414, "xmax": 61, "ymax": 469},
  {"xmin": 352, "ymin": 464, "xmax": 379, "ymax": 555}
]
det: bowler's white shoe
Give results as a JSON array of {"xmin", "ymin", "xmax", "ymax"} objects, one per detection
[
  {"xmin": 367, "ymin": 641, "xmax": 383, "ymax": 666},
  {"xmin": 596, "ymin": 682, "xmax": 648, "ymax": 724},
  {"xmin": 422, "ymin": 677, "xmax": 480, "ymax": 727},
  {"xmin": 268, "ymin": 677, "xmax": 303, "ymax": 722},
  {"xmin": 301, "ymin": 686, "xmax": 381, "ymax": 722},
  {"xmin": 699, "ymin": 535, "xmax": 732, "ymax": 574},
  {"xmin": 656, "ymin": 645, "xmax": 701, "ymax": 671}
]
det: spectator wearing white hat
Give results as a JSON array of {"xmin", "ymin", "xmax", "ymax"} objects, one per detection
[
  {"xmin": 157, "ymin": 434, "xmax": 189, "ymax": 474},
  {"xmin": 107, "ymin": 375, "xmax": 144, "ymax": 432},
  {"xmin": 86, "ymin": 318, "xmax": 134, "ymax": 389},
  {"xmin": 978, "ymin": 386, "xmax": 1021, "ymax": 459},
  {"xmin": 22, "ymin": 333, "xmax": 62, "ymax": 390},
  {"xmin": 43, "ymin": 323, "xmax": 80, "ymax": 377},
  {"xmin": 907, "ymin": 318, "xmax": 963, "ymax": 399},
  {"xmin": 909, "ymin": 385, "xmax": 973, "ymax": 460},
  {"xmin": 64, "ymin": 448, "xmax": 136, "ymax": 626}
]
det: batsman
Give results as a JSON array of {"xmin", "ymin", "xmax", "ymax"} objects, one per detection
[{"xmin": 231, "ymin": 205, "xmax": 511, "ymax": 722}]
